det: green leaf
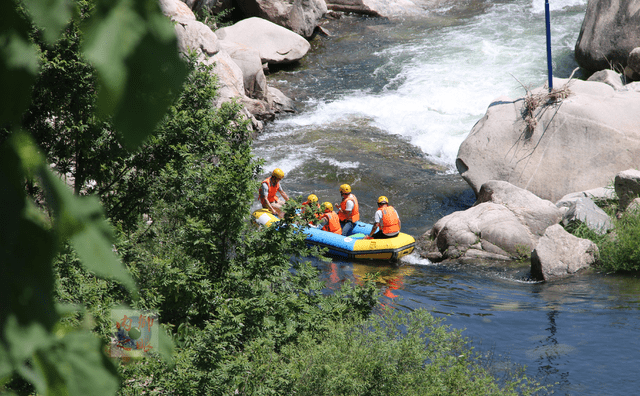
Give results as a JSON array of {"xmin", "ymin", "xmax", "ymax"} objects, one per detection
[
  {"xmin": 38, "ymin": 168, "xmax": 136, "ymax": 293},
  {"xmin": 0, "ymin": 3, "xmax": 40, "ymax": 124},
  {"xmin": 33, "ymin": 331, "xmax": 120, "ymax": 396},
  {"xmin": 21, "ymin": 0, "xmax": 74, "ymax": 44},
  {"xmin": 82, "ymin": 0, "xmax": 188, "ymax": 149}
]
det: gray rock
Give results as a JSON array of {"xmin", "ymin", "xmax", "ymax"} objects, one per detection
[
  {"xmin": 267, "ymin": 86, "xmax": 297, "ymax": 113},
  {"xmin": 587, "ymin": 69, "xmax": 625, "ymax": 90},
  {"xmin": 219, "ymin": 40, "xmax": 268, "ymax": 100},
  {"xmin": 575, "ymin": 0, "xmax": 640, "ymax": 74},
  {"xmin": 557, "ymin": 197, "xmax": 613, "ymax": 235},
  {"xmin": 216, "ymin": 17, "xmax": 310, "ymax": 65},
  {"xmin": 531, "ymin": 224, "xmax": 598, "ymax": 281},
  {"xmin": 475, "ymin": 180, "xmax": 563, "ymax": 237},
  {"xmin": 614, "ymin": 168, "xmax": 640, "ymax": 210},
  {"xmin": 625, "ymin": 47, "xmax": 640, "ymax": 81},
  {"xmin": 173, "ymin": 17, "xmax": 221, "ymax": 56},
  {"xmin": 419, "ymin": 181, "xmax": 562, "ymax": 262},
  {"xmin": 234, "ymin": 0, "xmax": 327, "ymax": 38},
  {"xmin": 456, "ymin": 78, "xmax": 640, "ymax": 203},
  {"xmin": 619, "ymin": 81, "xmax": 640, "ymax": 92},
  {"xmin": 160, "ymin": 0, "xmax": 196, "ymax": 20}
]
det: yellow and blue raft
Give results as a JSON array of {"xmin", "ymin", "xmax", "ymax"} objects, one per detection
[{"xmin": 252, "ymin": 209, "xmax": 415, "ymax": 261}]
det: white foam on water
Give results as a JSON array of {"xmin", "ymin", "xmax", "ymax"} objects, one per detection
[
  {"xmin": 401, "ymin": 253, "xmax": 434, "ymax": 266},
  {"xmin": 530, "ymin": 0, "xmax": 587, "ymax": 14},
  {"xmin": 259, "ymin": 0, "xmax": 587, "ymax": 173}
]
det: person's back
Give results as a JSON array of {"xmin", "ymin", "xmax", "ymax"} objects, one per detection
[{"xmin": 367, "ymin": 196, "xmax": 400, "ymax": 239}]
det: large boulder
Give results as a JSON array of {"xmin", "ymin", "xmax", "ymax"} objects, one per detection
[
  {"xmin": 160, "ymin": 0, "xmax": 196, "ymax": 19},
  {"xmin": 625, "ymin": 47, "xmax": 640, "ymax": 81},
  {"xmin": 234, "ymin": 0, "xmax": 327, "ymax": 38},
  {"xmin": 218, "ymin": 40, "xmax": 268, "ymax": 101},
  {"xmin": 531, "ymin": 224, "xmax": 598, "ymax": 280},
  {"xmin": 456, "ymin": 77, "xmax": 640, "ymax": 203},
  {"xmin": 215, "ymin": 17, "xmax": 310, "ymax": 65},
  {"xmin": 614, "ymin": 168, "xmax": 640, "ymax": 210},
  {"xmin": 418, "ymin": 181, "xmax": 563, "ymax": 262},
  {"xmin": 575, "ymin": 0, "xmax": 640, "ymax": 74},
  {"xmin": 556, "ymin": 196, "xmax": 613, "ymax": 235},
  {"xmin": 173, "ymin": 17, "xmax": 221, "ymax": 56},
  {"xmin": 161, "ymin": 2, "xmax": 297, "ymax": 126}
]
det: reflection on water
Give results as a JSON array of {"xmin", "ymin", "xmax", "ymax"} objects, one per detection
[{"xmin": 313, "ymin": 255, "xmax": 640, "ymax": 394}]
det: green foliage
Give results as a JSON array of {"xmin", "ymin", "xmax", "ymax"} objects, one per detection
[
  {"xmin": 1, "ymin": 0, "xmax": 187, "ymax": 394},
  {"xmin": 596, "ymin": 210, "xmax": 640, "ymax": 273},
  {"xmin": 212, "ymin": 309, "xmax": 544, "ymax": 396}
]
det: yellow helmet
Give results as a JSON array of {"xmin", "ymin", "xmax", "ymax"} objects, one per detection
[
  {"xmin": 339, "ymin": 184, "xmax": 351, "ymax": 194},
  {"xmin": 377, "ymin": 196, "xmax": 389, "ymax": 204},
  {"xmin": 272, "ymin": 168, "xmax": 285, "ymax": 179},
  {"xmin": 322, "ymin": 202, "xmax": 333, "ymax": 212},
  {"xmin": 307, "ymin": 194, "xmax": 318, "ymax": 203}
]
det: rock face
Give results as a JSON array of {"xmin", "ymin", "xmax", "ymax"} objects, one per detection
[
  {"xmin": 614, "ymin": 168, "xmax": 640, "ymax": 210},
  {"xmin": 574, "ymin": 0, "xmax": 640, "ymax": 74},
  {"xmin": 418, "ymin": 181, "xmax": 563, "ymax": 262},
  {"xmin": 531, "ymin": 224, "xmax": 598, "ymax": 281},
  {"xmin": 234, "ymin": 0, "xmax": 327, "ymax": 38},
  {"xmin": 215, "ymin": 17, "xmax": 310, "ymax": 65},
  {"xmin": 626, "ymin": 47, "xmax": 640, "ymax": 81},
  {"xmin": 161, "ymin": 1, "xmax": 298, "ymax": 128},
  {"xmin": 456, "ymin": 77, "xmax": 640, "ymax": 203},
  {"xmin": 556, "ymin": 196, "xmax": 613, "ymax": 235}
]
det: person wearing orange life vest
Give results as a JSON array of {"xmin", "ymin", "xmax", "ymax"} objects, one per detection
[
  {"xmin": 258, "ymin": 168, "xmax": 289, "ymax": 218},
  {"xmin": 366, "ymin": 196, "xmax": 401, "ymax": 239},
  {"xmin": 302, "ymin": 194, "xmax": 321, "ymax": 216},
  {"xmin": 316, "ymin": 202, "xmax": 342, "ymax": 234},
  {"xmin": 335, "ymin": 184, "xmax": 359, "ymax": 236}
]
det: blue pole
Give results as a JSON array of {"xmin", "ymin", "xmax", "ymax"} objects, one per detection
[{"xmin": 545, "ymin": 0, "xmax": 553, "ymax": 91}]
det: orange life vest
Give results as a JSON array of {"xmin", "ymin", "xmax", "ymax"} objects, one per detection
[
  {"xmin": 260, "ymin": 177, "xmax": 280, "ymax": 203},
  {"xmin": 338, "ymin": 193, "xmax": 360, "ymax": 222},
  {"xmin": 321, "ymin": 212, "xmax": 342, "ymax": 234},
  {"xmin": 381, "ymin": 206, "xmax": 400, "ymax": 235}
]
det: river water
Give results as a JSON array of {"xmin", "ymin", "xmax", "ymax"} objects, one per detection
[{"xmin": 252, "ymin": 0, "xmax": 640, "ymax": 393}]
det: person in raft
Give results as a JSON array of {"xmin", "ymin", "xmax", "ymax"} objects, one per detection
[
  {"xmin": 316, "ymin": 202, "xmax": 342, "ymax": 234},
  {"xmin": 302, "ymin": 194, "xmax": 321, "ymax": 215},
  {"xmin": 366, "ymin": 196, "xmax": 401, "ymax": 239},
  {"xmin": 259, "ymin": 168, "xmax": 289, "ymax": 218},
  {"xmin": 335, "ymin": 184, "xmax": 359, "ymax": 236}
]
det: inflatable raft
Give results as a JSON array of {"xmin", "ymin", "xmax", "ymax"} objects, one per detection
[{"xmin": 252, "ymin": 209, "xmax": 415, "ymax": 261}]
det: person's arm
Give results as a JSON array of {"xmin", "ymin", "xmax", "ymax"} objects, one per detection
[
  {"xmin": 316, "ymin": 217, "xmax": 328, "ymax": 229},
  {"xmin": 368, "ymin": 223, "xmax": 379, "ymax": 238},
  {"xmin": 279, "ymin": 186, "xmax": 289, "ymax": 202}
]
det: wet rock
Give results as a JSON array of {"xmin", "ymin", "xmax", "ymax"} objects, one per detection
[
  {"xmin": 418, "ymin": 181, "xmax": 562, "ymax": 262},
  {"xmin": 531, "ymin": 224, "xmax": 598, "ymax": 281}
]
